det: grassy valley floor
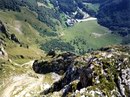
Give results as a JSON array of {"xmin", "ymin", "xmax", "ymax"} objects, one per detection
[{"xmin": 57, "ymin": 20, "xmax": 122, "ymax": 54}]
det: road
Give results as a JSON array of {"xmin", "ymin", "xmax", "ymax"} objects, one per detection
[{"xmin": 76, "ymin": 17, "xmax": 97, "ymax": 22}]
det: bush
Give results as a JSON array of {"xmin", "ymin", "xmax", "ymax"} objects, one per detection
[{"xmin": 40, "ymin": 39, "xmax": 75, "ymax": 52}]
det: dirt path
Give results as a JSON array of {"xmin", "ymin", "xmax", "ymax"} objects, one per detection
[
  {"xmin": 92, "ymin": 32, "xmax": 104, "ymax": 38},
  {"xmin": 14, "ymin": 21, "xmax": 23, "ymax": 34},
  {"xmin": 9, "ymin": 20, "xmax": 23, "ymax": 34},
  {"xmin": 1, "ymin": 74, "xmax": 44, "ymax": 97},
  {"xmin": 1, "ymin": 60, "xmax": 61, "ymax": 97},
  {"xmin": 1, "ymin": 60, "xmax": 45, "ymax": 97}
]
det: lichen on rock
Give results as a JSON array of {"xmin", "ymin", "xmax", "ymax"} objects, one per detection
[{"xmin": 33, "ymin": 45, "xmax": 130, "ymax": 97}]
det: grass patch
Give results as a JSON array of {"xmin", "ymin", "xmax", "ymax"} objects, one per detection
[{"xmin": 0, "ymin": 8, "xmax": 47, "ymax": 62}]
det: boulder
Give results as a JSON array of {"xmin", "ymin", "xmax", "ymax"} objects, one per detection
[
  {"xmin": 46, "ymin": 49, "xmax": 56, "ymax": 58},
  {"xmin": 11, "ymin": 34, "xmax": 20, "ymax": 44}
]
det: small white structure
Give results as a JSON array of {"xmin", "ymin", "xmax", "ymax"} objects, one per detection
[{"xmin": 66, "ymin": 18, "xmax": 77, "ymax": 26}]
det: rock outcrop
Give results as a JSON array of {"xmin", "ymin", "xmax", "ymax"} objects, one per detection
[
  {"xmin": 33, "ymin": 45, "xmax": 130, "ymax": 97},
  {"xmin": 0, "ymin": 20, "xmax": 20, "ymax": 44},
  {"xmin": 33, "ymin": 52, "xmax": 77, "ymax": 74},
  {"xmin": 0, "ymin": 20, "xmax": 10, "ymax": 38},
  {"xmin": 10, "ymin": 34, "xmax": 20, "ymax": 44},
  {"xmin": 0, "ymin": 44, "xmax": 8, "ymax": 60}
]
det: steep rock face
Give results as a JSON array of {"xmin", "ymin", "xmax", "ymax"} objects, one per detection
[{"xmin": 33, "ymin": 45, "xmax": 130, "ymax": 97}]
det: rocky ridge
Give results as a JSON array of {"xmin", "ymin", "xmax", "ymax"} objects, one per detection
[{"xmin": 33, "ymin": 45, "xmax": 130, "ymax": 97}]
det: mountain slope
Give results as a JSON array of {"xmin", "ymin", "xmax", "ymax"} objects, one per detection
[
  {"xmin": 97, "ymin": 0, "xmax": 130, "ymax": 36},
  {"xmin": 0, "ymin": 7, "xmax": 49, "ymax": 63},
  {"xmin": 0, "ymin": 0, "xmax": 21, "ymax": 11}
]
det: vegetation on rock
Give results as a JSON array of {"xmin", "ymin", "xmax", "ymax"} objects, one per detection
[{"xmin": 34, "ymin": 45, "xmax": 130, "ymax": 97}]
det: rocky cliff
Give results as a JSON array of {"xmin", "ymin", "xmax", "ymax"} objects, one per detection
[{"xmin": 33, "ymin": 45, "xmax": 130, "ymax": 97}]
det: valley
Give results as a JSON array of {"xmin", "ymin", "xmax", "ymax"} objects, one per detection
[
  {"xmin": 60, "ymin": 19, "xmax": 122, "ymax": 54},
  {"xmin": 0, "ymin": 0, "xmax": 130, "ymax": 97}
]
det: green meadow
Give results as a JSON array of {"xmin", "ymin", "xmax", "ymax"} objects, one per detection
[{"xmin": 60, "ymin": 20, "xmax": 122, "ymax": 54}]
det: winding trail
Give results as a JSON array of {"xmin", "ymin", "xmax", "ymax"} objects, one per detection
[{"xmin": 2, "ymin": 74, "xmax": 44, "ymax": 97}]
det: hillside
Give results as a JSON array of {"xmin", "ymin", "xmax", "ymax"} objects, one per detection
[
  {"xmin": 97, "ymin": 0, "xmax": 130, "ymax": 37},
  {"xmin": 0, "ymin": 7, "xmax": 50, "ymax": 63},
  {"xmin": 0, "ymin": 0, "xmax": 21, "ymax": 11}
]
